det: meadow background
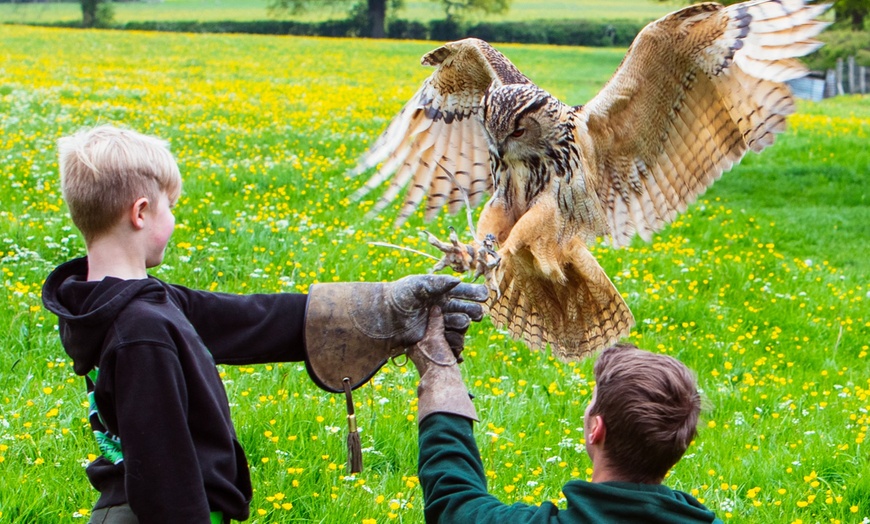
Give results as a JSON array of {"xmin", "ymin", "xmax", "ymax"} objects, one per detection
[
  {"xmin": 0, "ymin": 0, "xmax": 677, "ymax": 25},
  {"xmin": 0, "ymin": 22, "xmax": 868, "ymax": 524}
]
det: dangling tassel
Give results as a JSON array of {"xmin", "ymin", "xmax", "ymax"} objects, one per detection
[{"xmin": 343, "ymin": 377, "xmax": 363, "ymax": 474}]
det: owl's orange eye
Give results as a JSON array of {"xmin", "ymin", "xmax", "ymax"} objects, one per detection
[{"xmin": 510, "ymin": 129, "xmax": 525, "ymax": 138}]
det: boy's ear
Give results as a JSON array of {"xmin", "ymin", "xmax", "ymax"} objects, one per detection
[
  {"xmin": 130, "ymin": 197, "xmax": 149, "ymax": 230},
  {"xmin": 588, "ymin": 415, "xmax": 606, "ymax": 445}
]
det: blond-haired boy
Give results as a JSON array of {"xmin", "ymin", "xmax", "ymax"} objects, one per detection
[{"xmin": 42, "ymin": 125, "xmax": 487, "ymax": 523}]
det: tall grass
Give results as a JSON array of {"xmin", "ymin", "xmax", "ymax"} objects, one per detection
[{"xmin": 0, "ymin": 26, "xmax": 867, "ymax": 523}]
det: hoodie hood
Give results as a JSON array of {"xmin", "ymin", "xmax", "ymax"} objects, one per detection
[{"xmin": 42, "ymin": 257, "xmax": 165, "ymax": 375}]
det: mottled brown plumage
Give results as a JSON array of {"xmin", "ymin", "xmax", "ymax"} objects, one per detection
[{"xmin": 352, "ymin": 0, "xmax": 830, "ymax": 361}]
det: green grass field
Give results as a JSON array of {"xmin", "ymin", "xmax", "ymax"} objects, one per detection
[
  {"xmin": 1, "ymin": 25, "xmax": 868, "ymax": 523},
  {"xmin": 0, "ymin": 0, "xmax": 675, "ymax": 25}
]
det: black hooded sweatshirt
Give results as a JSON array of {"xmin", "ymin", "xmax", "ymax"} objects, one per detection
[{"xmin": 42, "ymin": 257, "xmax": 309, "ymax": 523}]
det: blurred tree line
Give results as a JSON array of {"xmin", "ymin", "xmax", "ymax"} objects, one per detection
[
  {"xmin": 266, "ymin": 0, "xmax": 510, "ymax": 38},
  {"xmin": 15, "ymin": 0, "xmax": 865, "ymax": 62}
]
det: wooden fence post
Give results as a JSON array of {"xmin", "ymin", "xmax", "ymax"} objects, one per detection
[
  {"xmin": 847, "ymin": 56, "xmax": 856, "ymax": 95},
  {"xmin": 836, "ymin": 58, "xmax": 844, "ymax": 95},
  {"xmin": 861, "ymin": 66, "xmax": 867, "ymax": 95},
  {"xmin": 825, "ymin": 69, "xmax": 837, "ymax": 98},
  {"xmin": 863, "ymin": 66, "xmax": 867, "ymax": 95}
]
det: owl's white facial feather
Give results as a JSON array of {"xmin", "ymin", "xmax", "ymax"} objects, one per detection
[{"xmin": 483, "ymin": 84, "xmax": 555, "ymax": 161}]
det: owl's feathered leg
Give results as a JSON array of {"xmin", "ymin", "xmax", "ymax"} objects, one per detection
[{"xmin": 490, "ymin": 198, "xmax": 635, "ymax": 360}]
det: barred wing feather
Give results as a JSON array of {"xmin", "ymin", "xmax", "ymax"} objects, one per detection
[
  {"xmin": 576, "ymin": 0, "xmax": 830, "ymax": 248},
  {"xmin": 351, "ymin": 39, "xmax": 532, "ymax": 226}
]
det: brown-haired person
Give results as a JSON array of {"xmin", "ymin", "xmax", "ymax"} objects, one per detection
[
  {"xmin": 407, "ymin": 307, "xmax": 723, "ymax": 523},
  {"xmin": 41, "ymin": 125, "xmax": 488, "ymax": 524}
]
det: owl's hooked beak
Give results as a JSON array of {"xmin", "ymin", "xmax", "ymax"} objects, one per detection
[
  {"xmin": 493, "ymin": 135, "xmax": 519, "ymax": 160},
  {"xmin": 482, "ymin": 127, "xmax": 501, "ymax": 160}
]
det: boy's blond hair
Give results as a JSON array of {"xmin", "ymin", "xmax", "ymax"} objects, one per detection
[{"xmin": 58, "ymin": 125, "xmax": 182, "ymax": 243}]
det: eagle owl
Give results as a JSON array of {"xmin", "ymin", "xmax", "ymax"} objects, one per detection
[{"xmin": 351, "ymin": 0, "xmax": 830, "ymax": 361}]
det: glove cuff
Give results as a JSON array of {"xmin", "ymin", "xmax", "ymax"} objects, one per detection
[
  {"xmin": 416, "ymin": 366, "xmax": 478, "ymax": 424},
  {"xmin": 304, "ymin": 283, "xmax": 402, "ymax": 393}
]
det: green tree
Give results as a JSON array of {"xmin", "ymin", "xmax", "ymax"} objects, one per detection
[
  {"xmin": 268, "ymin": 0, "xmax": 511, "ymax": 38},
  {"xmin": 267, "ymin": 0, "xmax": 391, "ymax": 38},
  {"xmin": 80, "ymin": 0, "xmax": 113, "ymax": 28},
  {"xmin": 836, "ymin": 0, "xmax": 869, "ymax": 30},
  {"xmin": 441, "ymin": 0, "xmax": 510, "ymax": 21}
]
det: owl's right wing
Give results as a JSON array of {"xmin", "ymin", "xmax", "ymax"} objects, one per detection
[
  {"xmin": 575, "ymin": 0, "xmax": 829, "ymax": 248},
  {"xmin": 351, "ymin": 38, "xmax": 531, "ymax": 226}
]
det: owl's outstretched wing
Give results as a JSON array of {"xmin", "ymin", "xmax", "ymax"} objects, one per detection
[
  {"xmin": 351, "ymin": 38, "xmax": 531, "ymax": 226},
  {"xmin": 575, "ymin": 0, "xmax": 829, "ymax": 248}
]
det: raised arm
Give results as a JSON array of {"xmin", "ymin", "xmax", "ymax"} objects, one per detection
[{"xmin": 410, "ymin": 308, "xmax": 561, "ymax": 523}]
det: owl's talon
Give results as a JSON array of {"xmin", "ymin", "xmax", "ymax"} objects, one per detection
[
  {"xmin": 425, "ymin": 229, "xmax": 501, "ymax": 305},
  {"xmin": 470, "ymin": 234, "xmax": 499, "ymax": 275},
  {"xmin": 426, "ymin": 230, "xmax": 502, "ymax": 285},
  {"xmin": 473, "ymin": 234, "xmax": 501, "ymax": 296},
  {"xmin": 426, "ymin": 230, "xmax": 475, "ymax": 274},
  {"xmin": 482, "ymin": 234, "xmax": 500, "ymax": 269},
  {"xmin": 424, "ymin": 230, "xmax": 452, "ymax": 252}
]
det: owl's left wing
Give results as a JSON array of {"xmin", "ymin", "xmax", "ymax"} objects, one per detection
[
  {"xmin": 352, "ymin": 38, "xmax": 531, "ymax": 226},
  {"xmin": 575, "ymin": 0, "xmax": 829, "ymax": 247}
]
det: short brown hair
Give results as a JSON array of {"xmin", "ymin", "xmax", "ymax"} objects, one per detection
[
  {"xmin": 591, "ymin": 343, "xmax": 701, "ymax": 483},
  {"xmin": 58, "ymin": 125, "xmax": 182, "ymax": 243}
]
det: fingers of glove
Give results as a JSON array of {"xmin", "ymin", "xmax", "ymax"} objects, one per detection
[
  {"xmin": 392, "ymin": 275, "xmax": 461, "ymax": 314},
  {"xmin": 442, "ymin": 312, "xmax": 471, "ymax": 332},
  {"xmin": 443, "ymin": 331, "xmax": 466, "ymax": 361},
  {"xmin": 441, "ymin": 298, "xmax": 484, "ymax": 322},
  {"xmin": 401, "ymin": 274, "xmax": 461, "ymax": 300},
  {"xmin": 443, "ymin": 313, "xmax": 470, "ymax": 361},
  {"xmin": 448, "ymin": 282, "xmax": 489, "ymax": 303}
]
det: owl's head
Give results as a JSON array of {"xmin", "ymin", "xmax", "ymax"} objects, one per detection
[{"xmin": 482, "ymin": 84, "xmax": 562, "ymax": 162}]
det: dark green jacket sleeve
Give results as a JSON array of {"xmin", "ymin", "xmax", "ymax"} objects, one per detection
[
  {"xmin": 418, "ymin": 413, "xmax": 562, "ymax": 524},
  {"xmin": 418, "ymin": 414, "xmax": 724, "ymax": 524}
]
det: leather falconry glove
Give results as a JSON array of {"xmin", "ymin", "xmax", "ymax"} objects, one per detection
[
  {"xmin": 305, "ymin": 276, "xmax": 485, "ymax": 474},
  {"xmin": 408, "ymin": 306, "xmax": 477, "ymax": 423},
  {"xmin": 304, "ymin": 274, "xmax": 488, "ymax": 393}
]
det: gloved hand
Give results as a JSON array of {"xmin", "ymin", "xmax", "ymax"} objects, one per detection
[
  {"xmin": 407, "ymin": 306, "xmax": 477, "ymax": 423},
  {"xmin": 304, "ymin": 275, "xmax": 488, "ymax": 392},
  {"xmin": 362, "ymin": 274, "xmax": 487, "ymax": 350}
]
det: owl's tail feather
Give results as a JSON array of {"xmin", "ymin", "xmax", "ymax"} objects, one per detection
[{"xmin": 488, "ymin": 237, "xmax": 634, "ymax": 361}]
